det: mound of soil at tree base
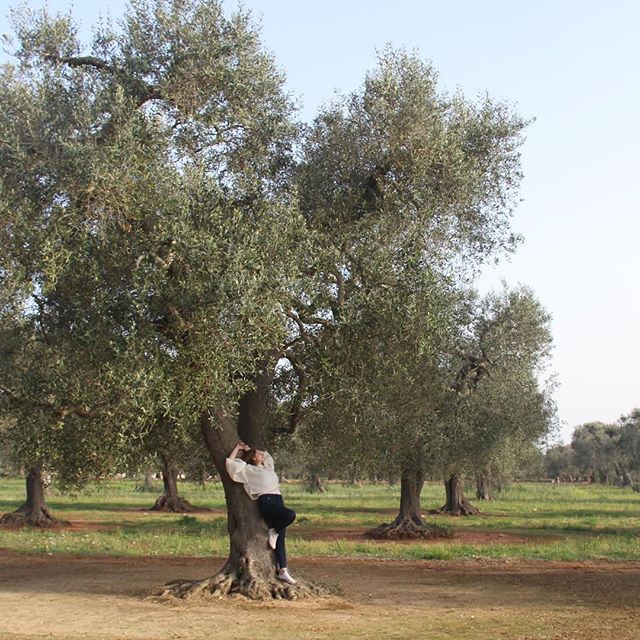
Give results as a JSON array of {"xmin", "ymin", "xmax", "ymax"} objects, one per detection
[
  {"xmin": 295, "ymin": 526, "xmax": 561, "ymax": 545},
  {"xmin": 1, "ymin": 551, "xmax": 640, "ymax": 640}
]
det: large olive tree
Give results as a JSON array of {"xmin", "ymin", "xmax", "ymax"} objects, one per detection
[
  {"xmin": 282, "ymin": 51, "xmax": 540, "ymax": 537},
  {"xmin": 434, "ymin": 286, "xmax": 555, "ymax": 516},
  {"xmin": 0, "ymin": 0, "xmax": 314, "ymax": 598}
]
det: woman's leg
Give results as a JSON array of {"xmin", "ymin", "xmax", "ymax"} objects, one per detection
[
  {"xmin": 257, "ymin": 496, "xmax": 296, "ymax": 567},
  {"xmin": 274, "ymin": 525, "xmax": 287, "ymax": 568}
]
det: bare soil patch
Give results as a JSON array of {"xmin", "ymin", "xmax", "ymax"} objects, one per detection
[{"xmin": 1, "ymin": 551, "xmax": 639, "ymax": 640}]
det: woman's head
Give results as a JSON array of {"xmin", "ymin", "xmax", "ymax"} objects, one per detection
[{"xmin": 242, "ymin": 448, "xmax": 265, "ymax": 466}]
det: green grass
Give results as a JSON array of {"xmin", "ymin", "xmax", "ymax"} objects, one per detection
[{"xmin": 1, "ymin": 477, "xmax": 639, "ymax": 561}]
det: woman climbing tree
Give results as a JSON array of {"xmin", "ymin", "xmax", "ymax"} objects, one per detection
[{"xmin": 226, "ymin": 442, "xmax": 297, "ymax": 584}]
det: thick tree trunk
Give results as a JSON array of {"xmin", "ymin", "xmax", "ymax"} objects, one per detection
[
  {"xmin": 344, "ymin": 470, "xmax": 360, "ymax": 487},
  {"xmin": 436, "ymin": 474, "xmax": 480, "ymax": 516},
  {"xmin": 475, "ymin": 473, "xmax": 493, "ymax": 501},
  {"xmin": 614, "ymin": 463, "xmax": 633, "ymax": 488},
  {"xmin": 151, "ymin": 451, "xmax": 194, "ymax": 512},
  {"xmin": 157, "ymin": 366, "xmax": 327, "ymax": 601},
  {"xmin": 144, "ymin": 468, "xmax": 156, "ymax": 492},
  {"xmin": 396, "ymin": 467, "xmax": 425, "ymax": 525},
  {"xmin": 305, "ymin": 472, "xmax": 327, "ymax": 493},
  {"xmin": 0, "ymin": 465, "xmax": 65, "ymax": 527},
  {"xmin": 135, "ymin": 467, "xmax": 157, "ymax": 493},
  {"xmin": 367, "ymin": 465, "xmax": 451, "ymax": 540}
]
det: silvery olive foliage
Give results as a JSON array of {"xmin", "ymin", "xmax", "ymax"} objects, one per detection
[
  {"xmin": 0, "ymin": 0, "xmax": 304, "ymax": 484},
  {"xmin": 282, "ymin": 51, "xmax": 552, "ymax": 481},
  {"xmin": 1, "ymin": 1, "xmax": 553, "ymax": 491},
  {"xmin": 568, "ymin": 412, "xmax": 640, "ymax": 485}
]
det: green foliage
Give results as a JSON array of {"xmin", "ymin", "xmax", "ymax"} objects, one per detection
[
  {"xmin": 544, "ymin": 444, "xmax": 578, "ymax": 480},
  {"xmin": 0, "ymin": 0, "xmax": 303, "ymax": 483},
  {"xmin": 280, "ymin": 49, "xmax": 543, "ymax": 483}
]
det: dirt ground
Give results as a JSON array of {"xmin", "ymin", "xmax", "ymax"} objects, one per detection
[{"xmin": 1, "ymin": 551, "xmax": 640, "ymax": 640}]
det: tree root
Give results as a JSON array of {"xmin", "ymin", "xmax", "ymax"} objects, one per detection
[
  {"xmin": 0, "ymin": 504, "xmax": 68, "ymax": 528},
  {"xmin": 430, "ymin": 500, "xmax": 480, "ymax": 516},
  {"xmin": 365, "ymin": 516, "xmax": 453, "ymax": 540},
  {"xmin": 153, "ymin": 570, "xmax": 332, "ymax": 602},
  {"xmin": 150, "ymin": 495, "xmax": 195, "ymax": 512}
]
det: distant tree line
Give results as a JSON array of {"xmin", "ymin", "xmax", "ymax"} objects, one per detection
[{"xmin": 544, "ymin": 410, "xmax": 640, "ymax": 488}]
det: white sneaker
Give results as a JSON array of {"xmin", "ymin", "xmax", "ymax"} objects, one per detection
[
  {"xmin": 267, "ymin": 528, "xmax": 278, "ymax": 550},
  {"xmin": 277, "ymin": 568, "xmax": 296, "ymax": 585}
]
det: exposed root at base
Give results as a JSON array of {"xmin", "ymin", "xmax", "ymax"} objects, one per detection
[
  {"xmin": 0, "ymin": 506, "xmax": 68, "ymax": 528},
  {"xmin": 365, "ymin": 517, "xmax": 453, "ymax": 540},
  {"xmin": 154, "ymin": 571, "xmax": 333, "ymax": 602},
  {"xmin": 150, "ymin": 495, "xmax": 195, "ymax": 513},
  {"xmin": 430, "ymin": 501, "xmax": 481, "ymax": 516}
]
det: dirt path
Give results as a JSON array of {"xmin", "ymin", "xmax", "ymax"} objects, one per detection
[{"xmin": 1, "ymin": 551, "xmax": 639, "ymax": 640}]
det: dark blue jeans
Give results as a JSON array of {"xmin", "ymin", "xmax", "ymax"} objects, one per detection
[{"xmin": 257, "ymin": 493, "xmax": 296, "ymax": 569}]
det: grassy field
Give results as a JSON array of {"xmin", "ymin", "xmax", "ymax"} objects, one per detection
[{"xmin": 1, "ymin": 477, "xmax": 639, "ymax": 562}]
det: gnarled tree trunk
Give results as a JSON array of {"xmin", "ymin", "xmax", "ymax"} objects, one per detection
[
  {"xmin": 614, "ymin": 462, "xmax": 633, "ymax": 488},
  {"xmin": 157, "ymin": 366, "xmax": 327, "ymax": 601},
  {"xmin": 305, "ymin": 472, "xmax": 327, "ymax": 493},
  {"xmin": 436, "ymin": 474, "xmax": 480, "ymax": 516},
  {"xmin": 0, "ymin": 464, "xmax": 65, "ymax": 527},
  {"xmin": 151, "ymin": 451, "xmax": 193, "ymax": 512},
  {"xmin": 135, "ymin": 467, "xmax": 158, "ymax": 493},
  {"xmin": 621, "ymin": 469, "xmax": 634, "ymax": 488},
  {"xmin": 344, "ymin": 470, "xmax": 360, "ymax": 487},
  {"xmin": 367, "ymin": 464, "xmax": 451, "ymax": 540},
  {"xmin": 475, "ymin": 473, "xmax": 493, "ymax": 501}
]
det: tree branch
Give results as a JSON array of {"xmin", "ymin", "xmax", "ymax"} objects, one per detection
[
  {"xmin": 274, "ymin": 350, "xmax": 307, "ymax": 435},
  {"xmin": 31, "ymin": 294, "xmax": 51, "ymax": 346},
  {"xmin": 44, "ymin": 52, "xmax": 167, "ymax": 143},
  {"xmin": 44, "ymin": 53, "xmax": 117, "ymax": 73},
  {"xmin": 297, "ymin": 313, "xmax": 332, "ymax": 327},
  {"xmin": 285, "ymin": 310, "xmax": 314, "ymax": 345},
  {"xmin": 452, "ymin": 352, "xmax": 492, "ymax": 396}
]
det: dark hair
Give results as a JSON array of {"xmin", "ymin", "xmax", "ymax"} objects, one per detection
[{"xmin": 241, "ymin": 448, "xmax": 259, "ymax": 465}]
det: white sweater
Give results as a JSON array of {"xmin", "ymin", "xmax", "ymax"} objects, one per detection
[{"xmin": 225, "ymin": 452, "xmax": 281, "ymax": 501}]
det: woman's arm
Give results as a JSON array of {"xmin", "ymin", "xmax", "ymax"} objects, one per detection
[
  {"xmin": 226, "ymin": 442, "xmax": 250, "ymax": 484},
  {"xmin": 227, "ymin": 442, "xmax": 247, "ymax": 461},
  {"xmin": 262, "ymin": 451, "xmax": 275, "ymax": 469}
]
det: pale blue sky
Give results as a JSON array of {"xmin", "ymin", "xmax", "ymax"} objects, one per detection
[{"xmin": 2, "ymin": 1, "xmax": 639, "ymax": 442}]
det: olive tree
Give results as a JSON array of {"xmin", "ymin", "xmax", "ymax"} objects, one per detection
[
  {"xmin": 571, "ymin": 423, "xmax": 619, "ymax": 484},
  {"xmin": 0, "ymin": 0, "xmax": 317, "ymax": 598},
  {"xmin": 544, "ymin": 445, "xmax": 578, "ymax": 481},
  {"xmin": 434, "ymin": 286, "xmax": 554, "ymax": 516},
  {"xmin": 280, "ymin": 48, "xmax": 531, "ymax": 536},
  {"xmin": 618, "ymin": 409, "xmax": 640, "ymax": 486}
]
